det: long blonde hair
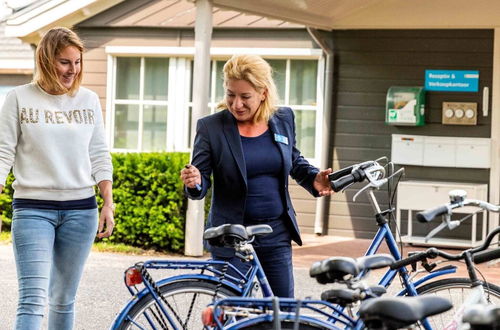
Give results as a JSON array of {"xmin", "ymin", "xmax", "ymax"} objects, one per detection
[
  {"xmin": 218, "ymin": 54, "xmax": 279, "ymax": 123},
  {"xmin": 34, "ymin": 27, "xmax": 84, "ymax": 96}
]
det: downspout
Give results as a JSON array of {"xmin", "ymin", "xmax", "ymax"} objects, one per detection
[{"xmin": 307, "ymin": 27, "xmax": 334, "ymax": 235}]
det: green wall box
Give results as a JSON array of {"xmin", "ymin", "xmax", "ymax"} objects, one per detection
[{"xmin": 386, "ymin": 86, "xmax": 425, "ymax": 126}]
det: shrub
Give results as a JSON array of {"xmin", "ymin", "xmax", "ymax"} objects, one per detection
[
  {"xmin": 1, "ymin": 152, "xmax": 193, "ymax": 253},
  {"xmin": 99, "ymin": 152, "xmax": 190, "ymax": 252}
]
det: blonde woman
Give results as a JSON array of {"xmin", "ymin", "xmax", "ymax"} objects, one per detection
[
  {"xmin": 0, "ymin": 27, "xmax": 114, "ymax": 329},
  {"xmin": 181, "ymin": 54, "xmax": 333, "ymax": 297}
]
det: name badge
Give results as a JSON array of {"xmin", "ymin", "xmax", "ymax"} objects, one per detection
[{"xmin": 274, "ymin": 133, "xmax": 289, "ymax": 145}]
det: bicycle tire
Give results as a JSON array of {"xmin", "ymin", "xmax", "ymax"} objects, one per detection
[
  {"xmin": 238, "ymin": 320, "xmax": 328, "ymax": 329},
  {"xmin": 416, "ymin": 277, "xmax": 500, "ymax": 329},
  {"xmin": 114, "ymin": 279, "xmax": 239, "ymax": 330}
]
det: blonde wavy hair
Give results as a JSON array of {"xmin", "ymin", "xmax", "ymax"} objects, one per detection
[
  {"xmin": 218, "ymin": 54, "xmax": 279, "ymax": 123},
  {"xmin": 34, "ymin": 27, "xmax": 84, "ymax": 96}
]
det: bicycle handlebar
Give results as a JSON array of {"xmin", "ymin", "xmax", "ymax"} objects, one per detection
[
  {"xmin": 417, "ymin": 199, "xmax": 500, "ymax": 223},
  {"xmin": 390, "ymin": 226, "xmax": 500, "ymax": 269},
  {"xmin": 472, "ymin": 247, "xmax": 500, "ymax": 264},
  {"xmin": 416, "ymin": 205, "xmax": 450, "ymax": 223}
]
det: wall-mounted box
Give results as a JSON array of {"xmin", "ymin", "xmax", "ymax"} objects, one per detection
[
  {"xmin": 391, "ymin": 135, "xmax": 424, "ymax": 165},
  {"xmin": 423, "ymin": 136, "xmax": 456, "ymax": 167},
  {"xmin": 392, "ymin": 134, "xmax": 491, "ymax": 168},
  {"xmin": 386, "ymin": 87, "xmax": 425, "ymax": 126},
  {"xmin": 456, "ymin": 138, "xmax": 490, "ymax": 168},
  {"xmin": 442, "ymin": 102, "xmax": 477, "ymax": 125}
]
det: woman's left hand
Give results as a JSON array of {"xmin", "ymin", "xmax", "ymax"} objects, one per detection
[
  {"xmin": 97, "ymin": 205, "xmax": 114, "ymax": 238},
  {"xmin": 313, "ymin": 168, "xmax": 334, "ymax": 196}
]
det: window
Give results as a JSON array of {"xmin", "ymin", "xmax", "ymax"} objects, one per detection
[
  {"xmin": 110, "ymin": 57, "xmax": 191, "ymax": 152},
  {"xmin": 207, "ymin": 59, "xmax": 320, "ymax": 159},
  {"xmin": 108, "ymin": 49, "xmax": 322, "ymax": 162}
]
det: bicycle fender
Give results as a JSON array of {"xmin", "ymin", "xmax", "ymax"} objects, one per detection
[
  {"xmin": 395, "ymin": 266, "xmax": 457, "ymax": 296},
  {"xmin": 109, "ymin": 274, "xmax": 244, "ymax": 329}
]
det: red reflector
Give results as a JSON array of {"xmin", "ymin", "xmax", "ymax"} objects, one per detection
[
  {"xmin": 202, "ymin": 306, "xmax": 224, "ymax": 327},
  {"xmin": 201, "ymin": 306, "xmax": 215, "ymax": 326},
  {"xmin": 125, "ymin": 268, "xmax": 143, "ymax": 286}
]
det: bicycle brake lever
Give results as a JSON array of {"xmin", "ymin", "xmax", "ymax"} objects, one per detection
[
  {"xmin": 424, "ymin": 221, "xmax": 448, "ymax": 243},
  {"xmin": 353, "ymin": 184, "xmax": 370, "ymax": 202}
]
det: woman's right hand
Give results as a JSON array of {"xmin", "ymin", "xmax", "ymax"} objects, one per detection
[{"xmin": 180, "ymin": 165, "xmax": 202, "ymax": 189}]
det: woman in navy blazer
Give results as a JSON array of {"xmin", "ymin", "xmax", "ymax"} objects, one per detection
[{"xmin": 181, "ymin": 54, "xmax": 333, "ymax": 297}]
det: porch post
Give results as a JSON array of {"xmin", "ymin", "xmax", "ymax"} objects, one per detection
[{"xmin": 184, "ymin": 0, "xmax": 213, "ymax": 256}]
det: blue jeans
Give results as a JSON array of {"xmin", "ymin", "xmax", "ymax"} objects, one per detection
[
  {"xmin": 11, "ymin": 208, "xmax": 98, "ymax": 330},
  {"xmin": 213, "ymin": 245, "xmax": 294, "ymax": 298}
]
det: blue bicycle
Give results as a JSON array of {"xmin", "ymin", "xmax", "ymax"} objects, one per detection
[{"xmin": 111, "ymin": 157, "xmax": 498, "ymax": 329}]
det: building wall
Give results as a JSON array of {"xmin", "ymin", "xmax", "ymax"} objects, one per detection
[
  {"xmin": 328, "ymin": 29, "xmax": 493, "ymax": 238},
  {"xmin": 75, "ymin": 25, "xmax": 321, "ymax": 234}
]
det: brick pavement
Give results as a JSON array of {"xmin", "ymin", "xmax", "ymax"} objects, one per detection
[{"xmin": 292, "ymin": 234, "xmax": 500, "ymax": 284}]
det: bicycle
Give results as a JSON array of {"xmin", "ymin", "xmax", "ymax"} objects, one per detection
[
  {"xmin": 463, "ymin": 304, "xmax": 500, "ymax": 329},
  {"xmin": 111, "ymin": 157, "xmax": 498, "ymax": 329},
  {"xmin": 110, "ymin": 224, "xmax": 277, "ymax": 329},
  {"xmin": 203, "ymin": 253, "xmax": 454, "ymax": 330},
  {"xmin": 204, "ymin": 225, "xmax": 500, "ymax": 329}
]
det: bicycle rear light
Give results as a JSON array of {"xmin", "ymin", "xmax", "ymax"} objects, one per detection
[
  {"xmin": 125, "ymin": 267, "xmax": 143, "ymax": 286},
  {"xmin": 201, "ymin": 306, "xmax": 223, "ymax": 327}
]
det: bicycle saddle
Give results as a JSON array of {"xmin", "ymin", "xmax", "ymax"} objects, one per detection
[
  {"xmin": 463, "ymin": 304, "xmax": 500, "ymax": 328},
  {"xmin": 310, "ymin": 254, "xmax": 395, "ymax": 284},
  {"xmin": 203, "ymin": 224, "xmax": 248, "ymax": 247},
  {"xmin": 359, "ymin": 296, "xmax": 452, "ymax": 330},
  {"xmin": 320, "ymin": 285, "xmax": 386, "ymax": 307},
  {"xmin": 246, "ymin": 224, "xmax": 273, "ymax": 237}
]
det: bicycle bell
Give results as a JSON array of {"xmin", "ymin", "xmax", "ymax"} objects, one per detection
[{"xmin": 449, "ymin": 189, "xmax": 467, "ymax": 203}]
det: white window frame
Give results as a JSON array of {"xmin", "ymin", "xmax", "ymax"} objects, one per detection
[{"xmin": 105, "ymin": 47, "xmax": 324, "ymax": 164}]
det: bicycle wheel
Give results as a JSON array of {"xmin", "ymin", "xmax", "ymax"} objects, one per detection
[
  {"xmin": 115, "ymin": 279, "xmax": 239, "ymax": 330},
  {"xmin": 239, "ymin": 320, "xmax": 328, "ymax": 329},
  {"xmin": 416, "ymin": 278, "xmax": 500, "ymax": 329}
]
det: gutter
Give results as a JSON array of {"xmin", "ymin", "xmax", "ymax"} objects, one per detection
[{"xmin": 307, "ymin": 27, "xmax": 334, "ymax": 235}]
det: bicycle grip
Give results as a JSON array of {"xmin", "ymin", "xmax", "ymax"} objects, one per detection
[
  {"xmin": 390, "ymin": 252, "xmax": 427, "ymax": 270},
  {"xmin": 328, "ymin": 166, "xmax": 354, "ymax": 181},
  {"xmin": 416, "ymin": 205, "xmax": 449, "ymax": 223},
  {"xmin": 472, "ymin": 248, "xmax": 500, "ymax": 264},
  {"xmin": 330, "ymin": 169, "xmax": 364, "ymax": 192}
]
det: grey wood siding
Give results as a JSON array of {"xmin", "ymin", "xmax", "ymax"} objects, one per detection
[{"xmin": 329, "ymin": 29, "xmax": 493, "ymax": 238}]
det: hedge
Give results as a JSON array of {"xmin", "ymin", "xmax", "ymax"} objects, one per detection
[{"xmin": 1, "ymin": 152, "xmax": 198, "ymax": 253}]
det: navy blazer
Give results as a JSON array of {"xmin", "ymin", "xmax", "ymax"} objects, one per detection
[{"xmin": 185, "ymin": 107, "xmax": 320, "ymax": 249}]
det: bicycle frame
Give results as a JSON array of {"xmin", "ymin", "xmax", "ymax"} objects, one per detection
[
  {"xmin": 110, "ymin": 249, "xmax": 274, "ymax": 329},
  {"xmin": 208, "ymin": 162, "xmax": 459, "ymax": 330}
]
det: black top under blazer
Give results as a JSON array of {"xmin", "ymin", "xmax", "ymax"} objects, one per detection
[{"xmin": 185, "ymin": 107, "xmax": 320, "ymax": 251}]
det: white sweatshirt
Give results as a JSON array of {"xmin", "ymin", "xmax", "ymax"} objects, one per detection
[{"xmin": 0, "ymin": 83, "xmax": 113, "ymax": 201}]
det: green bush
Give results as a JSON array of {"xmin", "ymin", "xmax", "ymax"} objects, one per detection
[
  {"xmin": 0, "ymin": 173, "xmax": 14, "ymax": 230},
  {"xmin": 99, "ymin": 152, "xmax": 190, "ymax": 252},
  {"xmin": 1, "ymin": 152, "xmax": 196, "ymax": 253}
]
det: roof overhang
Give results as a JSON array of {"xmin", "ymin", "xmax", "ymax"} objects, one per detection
[
  {"xmin": 5, "ymin": 0, "xmax": 125, "ymax": 44},
  {"xmin": 212, "ymin": 0, "xmax": 500, "ymax": 30},
  {"xmin": 8, "ymin": 0, "xmax": 500, "ymax": 45}
]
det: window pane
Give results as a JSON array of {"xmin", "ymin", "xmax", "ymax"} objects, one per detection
[
  {"xmin": 267, "ymin": 60, "xmax": 286, "ymax": 104},
  {"xmin": 214, "ymin": 60, "xmax": 225, "ymax": 102},
  {"xmin": 289, "ymin": 60, "xmax": 317, "ymax": 106},
  {"xmin": 114, "ymin": 104, "xmax": 139, "ymax": 149},
  {"xmin": 143, "ymin": 105, "xmax": 168, "ymax": 151},
  {"xmin": 294, "ymin": 110, "xmax": 316, "ymax": 158},
  {"xmin": 116, "ymin": 57, "xmax": 140, "ymax": 99},
  {"xmin": 144, "ymin": 58, "xmax": 169, "ymax": 101}
]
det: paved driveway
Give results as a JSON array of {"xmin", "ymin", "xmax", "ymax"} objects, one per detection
[{"xmin": 0, "ymin": 243, "xmax": 326, "ymax": 330}]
